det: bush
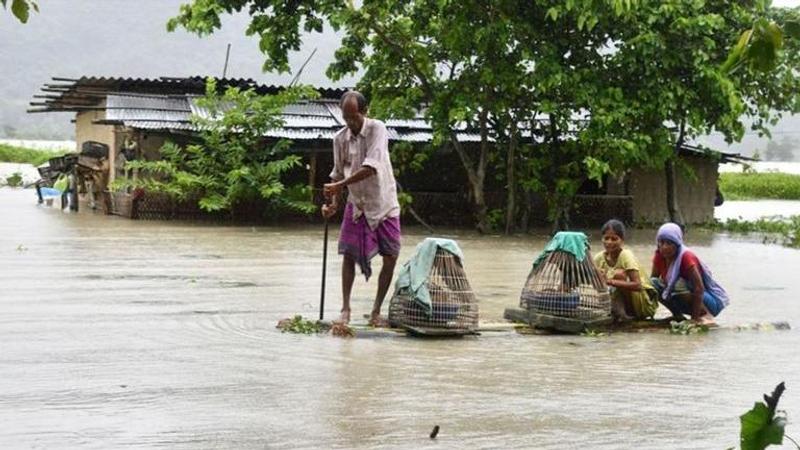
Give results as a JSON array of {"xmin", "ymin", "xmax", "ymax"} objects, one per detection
[
  {"xmin": 711, "ymin": 216, "xmax": 800, "ymax": 248},
  {"xmin": 719, "ymin": 172, "xmax": 800, "ymax": 200},
  {"xmin": 4, "ymin": 172, "xmax": 23, "ymax": 187},
  {"xmin": 0, "ymin": 143, "xmax": 66, "ymax": 166}
]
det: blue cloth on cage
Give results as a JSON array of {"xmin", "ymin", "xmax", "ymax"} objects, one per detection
[
  {"xmin": 532, "ymin": 231, "xmax": 590, "ymax": 268},
  {"xmin": 394, "ymin": 237, "xmax": 464, "ymax": 316}
]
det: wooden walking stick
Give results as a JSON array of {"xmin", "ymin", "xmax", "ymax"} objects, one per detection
[{"xmin": 320, "ymin": 215, "xmax": 329, "ymax": 321}]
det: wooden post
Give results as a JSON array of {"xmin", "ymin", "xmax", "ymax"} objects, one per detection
[
  {"xmin": 309, "ymin": 152, "xmax": 318, "ymax": 203},
  {"xmin": 70, "ymin": 166, "xmax": 79, "ymax": 212},
  {"xmin": 35, "ymin": 183, "xmax": 43, "ymax": 204}
]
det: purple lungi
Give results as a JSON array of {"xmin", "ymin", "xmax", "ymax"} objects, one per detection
[{"xmin": 338, "ymin": 202, "xmax": 401, "ymax": 280}]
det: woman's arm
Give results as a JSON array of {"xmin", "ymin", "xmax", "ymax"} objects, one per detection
[{"xmin": 608, "ymin": 269, "xmax": 643, "ymax": 291}]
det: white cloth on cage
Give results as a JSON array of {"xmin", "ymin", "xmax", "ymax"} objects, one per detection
[{"xmin": 394, "ymin": 237, "xmax": 464, "ymax": 316}]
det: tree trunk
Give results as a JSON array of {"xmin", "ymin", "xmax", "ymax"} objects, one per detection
[
  {"xmin": 448, "ymin": 109, "xmax": 490, "ymax": 233},
  {"xmin": 664, "ymin": 159, "xmax": 684, "ymax": 226},
  {"xmin": 505, "ymin": 121, "xmax": 517, "ymax": 235},
  {"xmin": 520, "ymin": 190, "xmax": 532, "ymax": 232},
  {"xmin": 666, "ymin": 119, "xmax": 686, "ymax": 226},
  {"xmin": 548, "ymin": 115, "xmax": 569, "ymax": 231}
]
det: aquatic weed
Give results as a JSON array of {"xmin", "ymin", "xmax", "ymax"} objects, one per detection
[
  {"xmin": 669, "ymin": 320, "xmax": 709, "ymax": 335},
  {"xmin": 580, "ymin": 328, "xmax": 608, "ymax": 337},
  {"xmin": 709, "ymin": 216, "xmax": 800, "ymax": 249},
  {"xmin": 277, "ymin": 315, "xmax": 324, "ymax": 334}
]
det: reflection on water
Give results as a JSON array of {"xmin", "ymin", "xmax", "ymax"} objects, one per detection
[{"xmin": 1, "ymin": 188, "xmax": 798, "ymax": 449}]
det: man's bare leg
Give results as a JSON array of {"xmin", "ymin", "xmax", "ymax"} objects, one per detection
[
  {"xmin": 339, "ymin": 255, "xmax": 356, "ymax": 324},
  {"xmin": 370, "ymin": 254, "xmax": 397, "ymax": 327}
]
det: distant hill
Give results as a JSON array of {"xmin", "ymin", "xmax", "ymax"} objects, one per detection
[
  {"xmin": 0, "ymin": 0, "xmax": 354, "ymax": 139},
  {"xmin": 1, "ymin": 1, "xmax": 797, "ymax": 160}
]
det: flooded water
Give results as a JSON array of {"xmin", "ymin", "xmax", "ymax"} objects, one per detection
[
  {"xmin": 1, "ymin": 187, "xmax": 799, "ymax": 449},
  {"xmin": 715, "ymin": 200, "xmax": 800, "ymax": 221}
]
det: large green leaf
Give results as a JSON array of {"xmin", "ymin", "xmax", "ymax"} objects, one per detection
[
  {"xmin": 10, "ymin": 0, "xmax": 30, "ymax": 23},
  {"xmin": 740, "ymin": 382, "xmax": 787, "ymax": 450},
  {"xmin": 784, "ymin": 21, "xmax": 800, "ymax": 40},
  {"xmin": 740, "ymin": 403, "xmax": 786, "ymax": 450}
]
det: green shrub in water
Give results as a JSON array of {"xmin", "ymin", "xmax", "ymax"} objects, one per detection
[
  {"xmin": 711, "ymin": 216, "xmax": 800, "ymax": 248},
  {"xmin": 5, "ymin": 172, "xmax": 23, "ymax": 187},
  {"xmin": 719, "ymin": 173, "xmax": 800, "ymax": 201}
]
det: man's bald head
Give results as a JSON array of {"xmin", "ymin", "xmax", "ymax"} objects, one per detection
[
  {"xmin": 340, "ymin": 91, "xmax": 368, "ymax": 114},
  {"xmin": 341, "ymin": 91, "xmax": 368, "ymax": 135}
]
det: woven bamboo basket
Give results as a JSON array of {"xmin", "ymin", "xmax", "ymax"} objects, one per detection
[
  {"xmin": 389, "ymin": 248, "xmax": 478, "ymax": 334},
  {"xmin": 520, "ymin": 250, "xmax": 611, "ymax": 323}
]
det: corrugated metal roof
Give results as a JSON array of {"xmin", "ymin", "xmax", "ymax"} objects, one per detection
[
  {"xmin": 282, "ymin": 115, "xmax": 340, "ymax": 128},
  {"xmin": 122, "ymin": 120, "xmax": 197, "ymax": 131},
  {"xmin": 282, "ymin": 102, "xmax": 335, "ymax": 116},
  {"xmin": 106, "ymin": 93, "xmax": 190, "ymax": 111},
  {"xmin": 105, "ymin": 94, "xmax": 192, "ymax": 123},
  {"xmin": 29, "ymin": 76, "xmax": 349, "ymax": 113}
]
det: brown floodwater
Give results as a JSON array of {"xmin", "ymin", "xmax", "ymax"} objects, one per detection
[{"xmin": 1, "ymin": 187, "xmax": 799, "ymax": 449}]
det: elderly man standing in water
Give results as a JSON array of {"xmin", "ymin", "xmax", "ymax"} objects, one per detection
[{"xmin": 322, "ymin": 91, "xmax": 401, "ymax": 326}]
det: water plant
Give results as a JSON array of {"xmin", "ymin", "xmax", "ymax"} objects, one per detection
[
  {"xmin": 277, "ymin": 315, "xmax": 324, "ymax": 334},
  {"xmin": 580, "ymin": 328, "xmax": 608, "ymax": 337},
  {"xmin": 711, "ymin": 216, "xmax": 800, "ymax": 248},
  {"xmin": 736, "ymin": 382, "xmax": 796, "ymax": 450},
  {"xmin": 4, "ymin": 171, "xmax": 23, "ymax": 187},
  {"xmin": 669, "ymin": 320, "xmax": 709, "ymax": 335}
]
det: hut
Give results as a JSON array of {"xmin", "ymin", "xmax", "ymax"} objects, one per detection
[
  {"xmin": 27, "ymin": 75, "xmax": 485, "ymax": 221},
  {"xmin": 28, "ymin": 75, "xmax": 750, "ymax": 225}
]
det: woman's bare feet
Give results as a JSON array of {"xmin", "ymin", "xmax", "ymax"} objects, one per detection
[
  {"xmin": 693, "ymin": 314, "xmax": 717, "ymax": 327},
  {"xmin": 611, "ymin": 298, "xmax": 633, "ymax": 322}
]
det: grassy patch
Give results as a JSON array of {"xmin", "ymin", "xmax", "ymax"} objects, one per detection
[
  {"xmin": 719, "ymin": 172, "xmax": 800, "ymax": 201},
  {"xmin": 710, "ymin": 216, "xmax": 800, "ymax": 248},
  {"xmin": 0, "ymin": 143, "xmax": 67, "ymax": 166}
]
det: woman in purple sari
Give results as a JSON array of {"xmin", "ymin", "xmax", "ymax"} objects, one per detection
[{"xmin": 650, "ymin": 223, "xmax": 729, "ymax": 325}]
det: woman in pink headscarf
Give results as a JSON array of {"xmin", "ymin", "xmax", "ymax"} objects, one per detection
[{"xmin": 650, "ymin": 223, "xmax": 729, "ymax": 325}]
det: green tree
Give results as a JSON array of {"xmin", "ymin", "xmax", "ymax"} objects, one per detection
[
  {"xmin": 580, "ymin": 1, "xmax": 800, "ymax": 225},
  {"xmin": 168, "ymin": 0, "xmax": 800, "ymax": 230},
  {"xmin": 117, "ymin": 79, "xmax": 318, "ymax": 216},
  {"xmin": 169, "ymin": 0, "xmax": 637, "ymax": 232},
  {"xmin": 1, "ymin": 0, "xmax": 37, "ymax": 23}
]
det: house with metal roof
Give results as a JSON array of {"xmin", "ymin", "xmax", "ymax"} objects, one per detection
[{"xmin": 29, "ymin": 75, "xmax": 748, "ymax": 225}]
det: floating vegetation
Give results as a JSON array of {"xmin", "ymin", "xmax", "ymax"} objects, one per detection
[
  {"xmin": 709, "ymin": 216, "xmax": 800, "ymax": 249},
  {"xmin": 580, "ymin": 328, "xmax": 608, "ymax": 337},
  {"xmin": 330, "ymin": 322, "xmax": 356, "ymax": 338},
  {"xmin": 276, "ymin": 315, "xmax": 354, "ymax": 338},
  {"xmin": 669, "ymin": 320, "xmax": 710, "ymax": 335},
  {"xmin": 277, "ymin": 315, "xmax": 323, "ymax": 334}
]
